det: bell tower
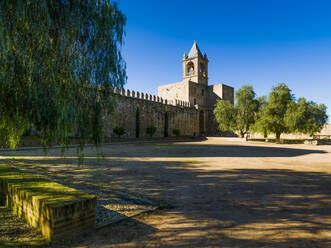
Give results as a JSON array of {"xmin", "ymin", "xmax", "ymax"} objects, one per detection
[{"xmin": 182, "ymin": 40, "xmax": 208, "ymax": 85}]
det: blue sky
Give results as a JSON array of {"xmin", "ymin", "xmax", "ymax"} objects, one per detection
[{"xmin": 118, "ymin": 0, "xmax": 331, "ymax": 121}]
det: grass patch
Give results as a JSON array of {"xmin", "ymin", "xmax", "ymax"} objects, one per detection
[
  {"xmin": 0, "ymin": 164, "xmax": 95, "ymax": 207},
  {"xmin": 0, "ymin": 163, "xmax": 97, "ymax": 242}
]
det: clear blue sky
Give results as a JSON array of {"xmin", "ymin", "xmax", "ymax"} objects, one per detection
[{"xmin": 118, "ymin": 0, "xmax": 331, "ymax": 121}]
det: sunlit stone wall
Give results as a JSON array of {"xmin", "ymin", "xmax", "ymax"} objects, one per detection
[
  {"xmin": 0, "ymin": 164, "xmax": 97, "ymax": 242},
  {"xmin": 104, "ymin": 88, "xmax": 200, "ymax": 138}
]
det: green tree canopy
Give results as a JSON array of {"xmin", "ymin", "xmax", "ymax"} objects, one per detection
[
  {"xmin": 251, "ymin": 95, "xmax": 269, "ymax": 138},
  {"xmin": 214, "ymin": 85, "xmax": 259, "ymax": 137},
  {"xmin": 235, "ymin": 85, "xmax": 260, "ymax": 137},
  {"xmin": 213, "ymin": 99, "xmax": 236, "ymax": 133},
  {"xmin": 252, "ymin": 83, "xmax": 328, "ymax": 142},
  {"xmin": 256, "ymin": 83, "xmax": 293, "ymax": 142},
  {"xmin": 0, "ymin": 0, "xmax": 126, "ymax": 149},
  {"xmin": 284, "ymin": 98, "xmax": 328, "ymax": 136}
]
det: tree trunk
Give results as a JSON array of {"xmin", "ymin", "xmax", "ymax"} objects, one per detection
[{"xmin": 275, "ymin": 133, "xmax": 281, "ymax": 143}]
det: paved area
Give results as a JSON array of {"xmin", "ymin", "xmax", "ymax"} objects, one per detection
[{"xmin": 1, "ymin": 137, "xmax": 331, "ymax": 247}]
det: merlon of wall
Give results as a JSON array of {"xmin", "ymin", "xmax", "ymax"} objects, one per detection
[{"xmin": 112, "ymin": 87, "xmax": 193, "ymax": 108}]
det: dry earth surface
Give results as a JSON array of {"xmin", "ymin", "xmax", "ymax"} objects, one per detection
[{"xmin": 0, "ymin": 137, "xmax": 331, "ymax": 247}]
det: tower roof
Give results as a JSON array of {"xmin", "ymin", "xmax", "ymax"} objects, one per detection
[{"xmin": 188, "ymin": 40, "xmax": 203, "ymax": 58}]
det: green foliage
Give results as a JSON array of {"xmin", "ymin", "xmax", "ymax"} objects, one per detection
[
  {"xmin": 214, "ymin": 100, "xmax": 236, "ymax": 132},
  {"xmin": 214, "ymin": 85, "xmax": 259, "ymax": 137},
  {"xmin": 216, "ymin": 83, "xmax": 328, "ymax": 142},
  {"xmin": 0, "ymin": 163, "xmax": 95, "ymax": 204},
  {"xmin": 252, "ymin": 83, "xmax": 328, "ymax": 142},
  {"xmin": 253, "ymin": 83, "xmax": 294, "ymax": 142},
  {"xmin": 234, "ymin": 85, "xmax": 259, "ymax": 137},
  {"xmin": 173, "ymin": 128, "xmax": 180, "ymax": 137},
  {"xmin": 0, "ymin": 0, "xmax": 126, "ymax": 149},
  {"xmin": 251, "ymin": 96, "xmax": 268, "ymax": 138},
  {"xmin": 113, "ymin": 126, "xmax": 126, "ymax": 138},
  {"xmin": 284, "ymin": 98, "xmax": 328, "ymax": 136},
  {"xmin": 146, "ymin": 125, "xmax": 157, "ymax": 137}
]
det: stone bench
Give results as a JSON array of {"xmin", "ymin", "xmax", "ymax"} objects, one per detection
[{"xmin": 0, "ymin": 164, "xmax": 96, "ymax": 242}]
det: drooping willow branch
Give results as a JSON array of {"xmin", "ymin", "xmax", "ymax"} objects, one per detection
[{"xmin": 0, "ymin": 0, "xmax": 127, "ymax": 149}]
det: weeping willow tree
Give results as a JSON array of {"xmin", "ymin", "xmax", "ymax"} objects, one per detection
[{"xmin": 0, "ymin": 0, "xmax": 126, "ymax": 149}]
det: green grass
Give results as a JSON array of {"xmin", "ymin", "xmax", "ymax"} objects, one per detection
[{"xmin": 0, "ymin": 164, "xmax": 95, "ymax": 207}]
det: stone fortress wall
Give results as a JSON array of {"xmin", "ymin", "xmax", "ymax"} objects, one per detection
[
  {"xmin": 104, "ymin": 41, "xmax": 331, "ymax": 140},
  {"xmin": 103, "ymin": 87, "xmax": 200, "ymax": 138},
  {"xmin": 105, "ymin": 87, "xmax": 330, "ymax": 140},
  {"xmin": 103, "ymin": 41, "xmax": 237, "ymax": 139}
]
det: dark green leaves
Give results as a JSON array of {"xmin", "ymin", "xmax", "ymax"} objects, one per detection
[
  {"xmin": 214, "ymin": 83, "xmax": 328, "ymax": 142},
  {"xmin": 0, "ymin": 0, "xmax": 126, "ymax": 149},
  {"xmin": 253, "ymin": 83, "xmax": 328, "ymax": 142},
  {"xmin": 257, "ymin": 83, "xmax": 294, "ymax": 141},
  {"xmin": 214, "ymin": 85, "xmax": 259, "ymax": 137},
  {"xmin": 284, "ymin": 98, "xmax": 328, "ymax": 136},
  {"xmin": 214, "ymin": 99, "xmax": 236, "ymax": 133}
]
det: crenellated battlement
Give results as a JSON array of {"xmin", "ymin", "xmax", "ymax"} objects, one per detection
[
  {"xmin": 102, "ymin": 41, "xmax": 231, "ymax": 138},
  {"xmin": 112, "ymin": 87, "xmax": 193, "ymax": 108},
  {"xmin": 103, "ymin": 86, "xmax": 200, "ymax": 139}
]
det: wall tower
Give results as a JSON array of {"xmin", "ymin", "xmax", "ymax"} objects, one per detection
[
  {"xmin": 182, "ymin": 40, "xmax": 208, "ymax": 85},
  {"xmin": 158, "ymin": 41, "xmax": 234, "ymax": 135}
]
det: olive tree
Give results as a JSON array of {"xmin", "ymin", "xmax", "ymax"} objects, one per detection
[
  {"xmin": 253, "ymin": 83, "xmax": 328, "ymax": 142},
  {"xmin": 214, "ymin": 85, "xmax": 259, "ymax": 137},
  {"xmin": 251, "ymin": 96, "xmax": 269, "ymax": 138},
  {"xmin": 214, "ymin": 99, "xmax": 236, "ymax": 133},
  {"xmin": 0, "ymin": 0, "xmax": 126, "ymax": 149},
  {"xmin": 284, "ymin": 98, "xmax": 328, "ymax": 136},
  {"xmin": 255, "ymin": 84, "xmax": 293, "ymax": 142}
]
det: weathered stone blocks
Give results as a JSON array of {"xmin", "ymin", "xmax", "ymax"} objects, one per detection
[
  {"xmin": 0, "ymin": 164, "xmax": 96, "ymax": 242},
  {"xmin": 104, "ymin": 92, "xmax": 199, "ymax": 138}
]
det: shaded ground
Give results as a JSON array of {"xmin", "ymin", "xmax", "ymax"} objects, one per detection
[
  {"xmin": 0, "ymin": 137, "xmax": 331, "ymax": 247},
  {"xmin": 0, "ymin": 206, "xmax": 44, "ymax": 247}
]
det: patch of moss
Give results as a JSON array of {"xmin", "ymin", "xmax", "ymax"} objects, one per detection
[{"xmin": 0, "ymin": 163, "xmax": 95, "ymax": 207}]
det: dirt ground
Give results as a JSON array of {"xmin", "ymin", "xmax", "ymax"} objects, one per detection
[{"xmin": 1, "ymin": 137, "xmax": 331, "ymax": 248}]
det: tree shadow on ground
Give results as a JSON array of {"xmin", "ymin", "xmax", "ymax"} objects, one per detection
[
  {"xmin": 0, "ymin": 142, "xmax": 327, "ymax": 159},
  {"xmin": 0, "ymin": 141, "xmax": 330, "ymax": 247},
  {"xmin": 80, "ymin": 167, "xmax": 330, "ymax": 248}
]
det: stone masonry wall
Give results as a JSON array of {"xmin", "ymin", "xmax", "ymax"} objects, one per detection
[
  {"xmin": 158, "ymin": 81, "xmax": 189, "ymax": 104},
  {"xmin": 104, "ymin": 88, "xmax": 199, "ymax": 138},
  {"xmin": 207, "ymin": 84, "xmax": 234, "ymax": 106}
]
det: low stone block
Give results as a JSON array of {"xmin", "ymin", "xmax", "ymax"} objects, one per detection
[{"xmin": 0, "ymin": 164, "xmax": 96, "ymax": 242}]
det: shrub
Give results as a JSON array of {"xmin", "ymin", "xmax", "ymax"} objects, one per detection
[
  {"xmin": 146, "ymin": 125, "xmax": 157, "ymax": 137},
  {"xmin": 113, "ymin": 127, "xmax": 126, "ymax": 138},
  {"xmin": 173, "ymin": 128, "xmax": 180, "ymax": 137}
]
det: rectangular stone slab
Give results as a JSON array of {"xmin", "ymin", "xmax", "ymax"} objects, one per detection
[{"xmin": 0, "ymin": 164, "xmax": 96, "ymax": 241}]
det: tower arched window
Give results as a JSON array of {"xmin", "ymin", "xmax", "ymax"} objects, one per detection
[{"xmin": 187, "ymin": 62, "xmax": 194, "ymax": 76}]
